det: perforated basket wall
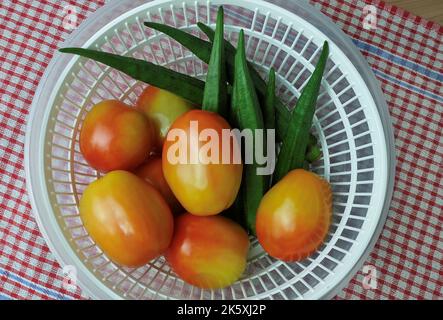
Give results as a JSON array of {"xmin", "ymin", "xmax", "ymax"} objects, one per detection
[{"xmin": 27, "ymin": 0, "xmax": 392, "ymax": 300}]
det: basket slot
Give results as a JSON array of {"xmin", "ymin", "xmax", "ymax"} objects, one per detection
[
  {"xmin": 356, "ymin": 183, "xmax": 373, "ymax": 193},
  {"xmin": 321, "ymin": 256, "xmax": 340, "ymax": 272},
  {"xmin": 58, "ymin": 101, "xmax": 81, "ymax": 122},
  {"xmin": 329, "ymin": 172, "xmax": 351, "ymax": 182},
  {"xmin": 250, "ymin": 277, "xmax": 266, "ymax": 295}
]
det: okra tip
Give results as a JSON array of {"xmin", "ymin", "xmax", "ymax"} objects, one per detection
[
  {"xmin": 322, "ymin": 41, "xmax": 329, "ymax": 55},
  {"xmin": 59, "ymin": 48, "xmax": 73, "ymax": 53},
  {"xmin": 269, "ymin": 67, "xmax": 275, "ymax": 80},
  {"xmin": 196, "ymin": 22, "xmax": 206, "ymax": 29},
  {"xmin": 59, "ymin": 47, "xmax": 93, "ymax": 55},
  {"xmin": 237, "ymin": 29, "xmax": 245, "ymax": 47},
  {"xmin": 143, "ymin": 21, "xmax": 154, "ymax": 27},
  {"xmin": 216, "ymin": 6, "xmax": 224, "ymax": 25}
]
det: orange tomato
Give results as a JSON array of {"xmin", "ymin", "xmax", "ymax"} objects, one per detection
[
  {"xmin": 79, "ymin": 171, "xmax": 173, "ymax": 267},
  {"xmin": 162, "ymin": 110, "xmax": 243, "ymax": 216},
  {"xmin": 166, "ymin": 213, "xmax": 249, "ymax": 289},
  {"xmin": 80, "ymin": 100, "xmax": 154, "ymax": 172},
  {"xmin": 256, "ymin": 169, "xmax": 332, "ymax": 262},
  {"xmin": 136, "ymin": 86, "xmax": 194, "ymax": 150},
  {"xmin": 135, "ymin": 156, "xmax": 182, "ymax": 214}
]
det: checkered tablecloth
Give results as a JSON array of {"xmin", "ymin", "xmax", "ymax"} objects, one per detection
[{"xmin": 0, "ymin": 0, "xmax": 441, "ymax": 300}]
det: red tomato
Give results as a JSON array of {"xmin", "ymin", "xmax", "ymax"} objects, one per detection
[
  {"xmin": 256, "ymin": 169, "xmax": 332, "ymax": 262},
  {"xmin": 79, "ymin": 171, "xmax": 173, "ymax": 267},
  {"xmin": 80, "ymin": 100, "xmax": 154, "ymax": 172},
  {"xmin": 135, "ymin": 156, "xmax": 182, "ymax": 214},
  {"xmin": 137, "ymin": 86, "xmax": 194, "ymax": 150},
  {"xmin": 166, "ymin": 213, "xmax": 249, "ymax": 289},
  {"xmin": 162, "ymin": 110, "xmax": 243, "ymax": 216}
]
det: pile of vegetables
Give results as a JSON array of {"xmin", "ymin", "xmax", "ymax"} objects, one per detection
[{"xmin": 60, "ymin": 7, "xmax": 332, "ymax": 289}]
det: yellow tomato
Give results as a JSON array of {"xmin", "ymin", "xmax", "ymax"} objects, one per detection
[
  {"xmin": 256, "ymin": 169, "xmax": 332, "ymax": 262},
  {"xmin": 135, "ymin": 156, "xmax": 183, "ymax": 214},
  {"xmin": 136, "ymin": 86, "xmax": 194, "ymax": 150},
  {"xmin": 79, "ymin": 171, "xmax": 174, "ymax": 267},
  {"xmin": 162, "ymin": 110, "xmax": 243, "ymax": 216},
  {"xmin": 166, "ymin": 213, "xmax": 249, "ymax": 289}
]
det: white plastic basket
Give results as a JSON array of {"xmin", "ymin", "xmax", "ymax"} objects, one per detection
[{"xmin": 25, "ymin": 0, "xmax": 395, "ymax": 299}]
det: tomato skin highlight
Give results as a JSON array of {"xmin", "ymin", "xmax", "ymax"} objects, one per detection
[
  {"xmin": 256, "ymin": 169, "xmax": 332, "ymax": 262},
  {"xmin": 79, "ymin": 171, "xmax": 174, "ymax": 267},
  {"xmin": 166, "ymin": 213, "xmax": 249, "ymax": 289},
  {"xmin": 135, "ymin": 156, "xmax": 183, "ymax": 214},
  {"xmin": 80, "ymin": 100, "xmax": 154, "ymax": 172},
  {"xmin": 162, "ymin": 109, "xmax": 243, "ymax": 216},
  {"xmin": 137, "ymin": 86, "xmax": 194, "ymax": 150}
]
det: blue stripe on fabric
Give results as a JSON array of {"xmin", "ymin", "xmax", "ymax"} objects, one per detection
[
  {"xmin": 352, "ymin": 39, "xmax": 443, "ymax": 82},
  {"xmin": 223, "ymin": 8, "xmax": 442, "ymax": 85},
  {"xmin": 0, "ymin": 268, "xmax": 67, "ymax": 300},
  {"xmin": 373, "ymin": 69, "xmax": 443, "ymax": 103},
  {"xmin": 0, "ymin": 294, "xmax": 11, "ymax": 300}
]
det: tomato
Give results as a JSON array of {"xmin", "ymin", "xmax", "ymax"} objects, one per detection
[
  {"xmin": 80, "ymin": 100, "xmax": 154, "ymax": 172},
  {"xmin": 256, "ymin": 169, "xmax": 332, "ymax": 262},
  {"xmin": 79, "ymin": 171, "xmax": 173, "ymax": 267},
  {"xmin": 162, "ymin": 110, "xmax": 243, "ymax": 216},
  {"xmin": 166, "ymin": 213, "xmax": 249, "ymax": 289},
  {"xmin": 137, "ymin": 86, "xmax": 194, "ymax": 150},
  {"xmin": 135, "ymin": 156, "xmax": 182, "ymax": 214}
]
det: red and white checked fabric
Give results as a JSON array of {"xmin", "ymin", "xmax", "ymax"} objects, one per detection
[{"xmin": 0, "ymin": 0, "xmax": 441, "ymax": 300}]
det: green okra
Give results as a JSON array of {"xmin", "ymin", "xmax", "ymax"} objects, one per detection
[
  {"xmin": 273, "ymin": 41, "xmax": 329, "ymax": 183},
  {"xmin": 232, "ymin": 30, "xmax": 267, "ymax": 235},
  {"xmin": 59, "ymin": 47, "xmax": 205, "ymax": 105},
  {"xmin": 202, "ymin": 7, "xmax": 228, "ymax": 116}
]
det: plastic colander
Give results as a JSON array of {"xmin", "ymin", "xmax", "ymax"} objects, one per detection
[{"xmin": 25, "ymin": 0, "xmax": 396, "ymax": 299}]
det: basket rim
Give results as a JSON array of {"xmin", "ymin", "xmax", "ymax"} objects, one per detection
[{"xmin": 25, "ymin": 0, "xmax": 396, "ymax": 300}]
